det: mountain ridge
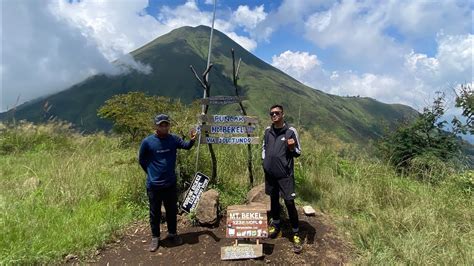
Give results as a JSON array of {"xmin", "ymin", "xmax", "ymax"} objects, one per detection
[{"xmin": 1, "ymin": 25, "xmax": 418, "ymax": 141}]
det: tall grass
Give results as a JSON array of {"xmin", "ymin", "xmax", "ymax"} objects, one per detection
[
  {"xmin": 1, "ymin": 121, "xmax": 472, "ymax": 264},
  {"xmin": 294, "ymin": 131, "xmax": 473, "ymax": 264},
  {"xmin": 0, "ymin": 122, "xmax": 147, "ymax": 264}
]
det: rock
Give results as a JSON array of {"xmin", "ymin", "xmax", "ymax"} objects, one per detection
[
  {"xmin": 65, "ymin": 254, "xmax": 77, "ymax": 262},
  {"xmin": 246, "ymin": 183, "xmax": 270, "ymax": 212},
  {"xmin": 195, "ymin": 189, "xmax": 219, "ymax": 226},
  {"xmin": 23, "ymin": 177, "xmax": 41, "ymax": 191},
  {"xmin": 303, "ymin": 205, "xmax": 316, "ymax": 216}
]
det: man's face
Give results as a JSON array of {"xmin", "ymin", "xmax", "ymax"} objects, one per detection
[
  {"xmin": 155, "ymin": 122, "xmax": 170, "ymax": 135},
  {"xmin": 269, "ymin": 107, "xmax": 284, "ymax": 124}
]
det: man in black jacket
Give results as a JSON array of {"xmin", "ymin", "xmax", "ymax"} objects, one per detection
[{"xmin": 262, "ymin": 104, "xmax": 303, "ymax": 253}]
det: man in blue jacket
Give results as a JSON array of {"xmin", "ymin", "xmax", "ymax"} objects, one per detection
[
  {"xmin": 262, "ymin": 104, "xmax": 303, "ymax": 253},
  {"xmin": 139, "ymin": 114, "xmax": 196, "ymax": 252}
]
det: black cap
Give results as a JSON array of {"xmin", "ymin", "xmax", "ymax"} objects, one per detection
[{"xmin": 154, "ymin": 114, "xmax": 170, "ymax": 125}]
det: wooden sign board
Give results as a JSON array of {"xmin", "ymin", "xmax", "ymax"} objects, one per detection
[
  {"xmin": 199, "ymin": 115, "xmax": 258, "ymax": 124},
  {"xmin": 200, "ymin": 125, "xmax": 256, "ymax": 135},
  {"xmin": 226, "ymin": 205, "xmax": 268, "ymax": 238},
  {"xmin": 201, "ymin": 96, "xmax": 247, "ymax": 105},
  {"xmin": 221, "ymin": 243, "xmax": 263, "ymax": 260},
  {"xmin": 181, "ymin": 172, "xmax": 210, "ymax": 213},
  {"xmin": 200, "ymin": 136, "xmax": 260, "ymax": 145}
]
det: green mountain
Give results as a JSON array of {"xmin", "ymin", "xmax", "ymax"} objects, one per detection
[{"xmin": 1, "ymin": 25, "xmax": 418, "ymax": 141}]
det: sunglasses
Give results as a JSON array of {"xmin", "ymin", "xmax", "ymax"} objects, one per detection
[{"xmin": 269, "ymin": 111, "xmax": 282, "ymax": 116}]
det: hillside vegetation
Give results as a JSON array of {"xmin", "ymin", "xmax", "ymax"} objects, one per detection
[{"xmin": 1, "ymin": 120, "xmax": 472, "ymax": 264}]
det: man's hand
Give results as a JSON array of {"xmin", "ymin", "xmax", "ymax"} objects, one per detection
[
  {"xmin": 288, "ymin": 138, "xmax": 295, "ymax": 151},
  {"xmin": 190, "ymin": 128, "xmax": 197, "ymax": 141}
]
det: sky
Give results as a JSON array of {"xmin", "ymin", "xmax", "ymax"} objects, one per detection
[{"xmin": 1, "ymin": 0, "xmax": 473, "ymax": 119}]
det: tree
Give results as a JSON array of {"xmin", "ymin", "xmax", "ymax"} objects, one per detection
[
  {"xmin": 452, "ymin": 83, "xmax": 473, "ymax": 135},
  {"xmin": 97, "ymin": 92, "xmax": 199, "ymax": 142},
  {"xmin": 379, "ymin": 92, "xmax": 461, "ymax": 182}
]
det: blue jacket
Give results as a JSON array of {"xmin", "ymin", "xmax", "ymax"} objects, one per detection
[{"xmin": 139, "ymin": 133, "xmax": 194, "ymax": 188}]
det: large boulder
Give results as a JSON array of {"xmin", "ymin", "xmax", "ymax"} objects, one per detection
[
  {"xmin": 246, "ymin": 183, "xmax": 270, "ymax": 212},
  {"xmin": 196, "ymin": 189, "xmax": 219, "ymax": 226}
]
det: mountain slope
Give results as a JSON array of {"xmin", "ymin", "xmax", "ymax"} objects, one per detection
[{"xmin": 1, "ymin": 25, "xmax": 418, "ymax": 141}]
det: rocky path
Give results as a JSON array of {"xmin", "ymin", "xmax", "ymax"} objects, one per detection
[{"xmin": 72, "ymin": 207, "xmax": 353, "ymax": 265}]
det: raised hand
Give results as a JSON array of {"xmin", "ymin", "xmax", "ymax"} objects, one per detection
[
  {"xmin": 287, "ymin": 138, "xmax": 295, "ymax": 151},
  {"xmin": 190, "ymin": 128, "xmax": 197, "ymax": 141}
]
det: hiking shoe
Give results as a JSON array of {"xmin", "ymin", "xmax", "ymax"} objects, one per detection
[
  {"xmin": 166, "ymin": 233, "xmax": 183, "ymax": 246},
  {"xmin": 268, "ymin": 224, "xmax": 281, "ymax": 239},
  {"xmin": 149, "ymin": 237, "xmax": 159, "ymax": 252},
  {"xmin": 292, "ymin": 233, "xmax": 303, "ymax": 254}
]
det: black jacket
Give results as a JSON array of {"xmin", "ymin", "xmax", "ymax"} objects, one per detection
[{"xmin": 262, "ymin": 123, "xmax": 301, "ymax": 179}]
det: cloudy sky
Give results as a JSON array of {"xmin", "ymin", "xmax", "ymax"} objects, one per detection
[{"xmin": 1, "ymin": 0, "xmax": 472, "ymax": 115}]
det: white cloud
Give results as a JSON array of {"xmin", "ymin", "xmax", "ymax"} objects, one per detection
[
  {"xmin": 328, "ymin": 72, "xmax": 410, "ymax": 104},
  {"xmin": 2, "ymin": 0, "xmax": 471, "ymax": 116},
  {"xmin": 51, "ymin": 0, "xmax": 168, "ymax": 61},
  {"xmin": 436, "ymin": 33, "xmax": 473, "ymax": 77},
  {"xmin": 1, "ymin": 0, "xmax": 262, "ymax": 111},
  {"xmin": 232, "ymin": 5, "xmax": 267, "ymax": 31},
  {"xmin": 226, "ymin": 32, "xmax": 257, "ymax": 51},
  {"xmin": 271, "ymin": 50, "xmax": 321, "ymax": 82},
  {"xmin": 271, "ymin": 50, "xmax": 417, "ymax": 106},
  {"xmin": 264, "ymin": 0, "xmax": 471, "ymax": 114},
  {"xmin": 157, "ymin": 1, "xmax": 258, "ymax": 51},
  {"xmin": 386, "ymin": 1, "xmax": 471, "ymax": 38},
  {"xmin": 259, "ymin": 0, "xmax": 471, "ymax": 75},
  {"xmin": 271, "ymin": 33, "xmax": 472, "ymax": 110},
  {"xmin": 405, "ymin": 52, "xmax": 439, "ymax": 75},
  {"xmin": 1, "ymin": 0, "xmax": 118, "ymax": 111},
  {"xmin": 303, "ymin": 1, "xmax": 407, "ymax": 72},
  {"xmin": 115, "ymin": 54, "xmax": 153, "ymax": 75},
  {"xmin": 252, "ymin": 0, "xmax": 332, "ymax": 42}
]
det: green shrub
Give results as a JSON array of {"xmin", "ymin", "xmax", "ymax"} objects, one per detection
[
  {"xmin": 453, "ymin": 171, "xmax": 474, "ymax": 195},
  {"xmin": 97, "ymin": 92, "xmax": 200, "ymax": 143},
  {"xmin": 409, "ymin": 153, "xmax": 455, "ymax": 184},
  {"xmin": 379, "ymin": 93, "xmax": 463, "ymax": 180},
  {"xmin": 0, "ymin": 121, "xmax": 75, "ymax": 155}
]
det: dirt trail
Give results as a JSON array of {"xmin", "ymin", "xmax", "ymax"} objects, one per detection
[{"xmin": 72, "ymin": 208, "xmax": 353, "ymax": 265}]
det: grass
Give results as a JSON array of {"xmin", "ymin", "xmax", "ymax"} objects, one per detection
[
  {"xmin": 294, "ymin": 131, "xmax": 473, "ymax": 264},
  {"xmin": 0, "ymin": 122, "xmax": 147, "ymax": 264},
  {"xmin": 1, "ymin": 121, "xmax": 472, "ymax": 264}
]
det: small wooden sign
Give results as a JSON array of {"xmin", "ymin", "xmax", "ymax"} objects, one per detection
[
  {"xmin": 226, "ymin": 204, "xmax": 268, "ymax": 238},
  {"xmin": 181, "ymin": 172, "xmax": 210, "ymax": 213},
  {"xmin": 200, "ymin": 136, "xmax": 260, "ymax": 145},
  {"xmin": 199, "ymin": 114, "xmax": 258, "ymax": 124},
  {"xmin": 200, "ymin": 125, "xmax": 256, "ymax": 135},
  {"xmin": 221, "ymin": 243, "xmax": 263, "ymax": 260},
  {"xmin": 201, "ymin": 96, "xmax": 247, "ymax": 105}
]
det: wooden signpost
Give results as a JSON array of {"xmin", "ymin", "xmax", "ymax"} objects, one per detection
[
  {"xmin": 225, "ymin": 205, "xmax": 268, "ymax": 238},
  {"xmin": 200, "ymin": 136, "xmax": 260, "ymax": 145},
  {"xmin": 181, "ymin": 172, "xmax": 210, "ymax": 213},
  {"xmin": 199, "ymin": 125, "xmax": 256, "ymax": 135},
  {"xmin": 200, "ymin": 96, "xmax": 247, "ymax": 105},
  {"xmin": 189, "ymin": 34, "xmax": 264, "ymax": 260},
  {"xmin": 199, "ymin": 115, "xmax": 258, "ymax": 124},
  {"xmin": 221, "ymin": 204, "xmax": 267, "ymax": 260}
]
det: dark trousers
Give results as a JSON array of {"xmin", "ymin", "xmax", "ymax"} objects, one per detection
[
  {"xmin": 147, "ymin": 185, "xmax": 177, "ymax": 238},
  {"xmin": 270, "ymin": 189, "xmax": 299, "ymax": 230}
]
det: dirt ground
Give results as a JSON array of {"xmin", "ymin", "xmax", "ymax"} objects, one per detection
[{"xmin": 70, "ymin": 208, "xmax": 353, "ymax": 265}]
